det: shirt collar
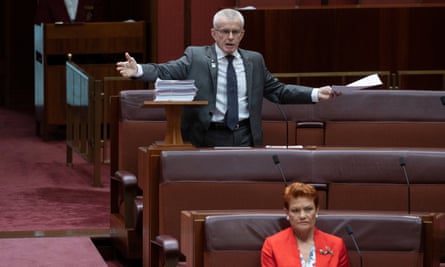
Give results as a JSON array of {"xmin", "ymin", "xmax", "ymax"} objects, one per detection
[{"xmin": 214, "ymin": 44, "xmax": 240, "ymax": 60}]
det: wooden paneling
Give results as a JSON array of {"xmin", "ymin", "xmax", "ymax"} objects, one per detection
[
  {"xmin": 236, "ymin": 0, "xmax": 297, "ymax": 7},
  {"xmin": 1, "ymin": 0, "xmax": 150, "ymax": 109},
  {"xmin": 34, "ymin": 22, "xmax": 147, "ymax": 139},
  {"xmin": 240, "ymin": 5, "xmax": 445, "ymax": 74}
]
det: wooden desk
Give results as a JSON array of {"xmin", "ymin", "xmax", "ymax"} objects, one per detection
[
  {"xmin": 140, "ymin": 100, "xmax": 207, "ymax": 266},
  {"xmin": 143, "ymin": 101, "xmax": 208, "ymax": 147}
]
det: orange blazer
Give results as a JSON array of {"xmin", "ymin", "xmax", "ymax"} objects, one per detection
[
  {"xmin": 261, "ymin": 227, "xmax": 350, "ymax": 267},
  {"xmin": 34, "ymin": 0, "xmax": 104, "ymax": 24}
]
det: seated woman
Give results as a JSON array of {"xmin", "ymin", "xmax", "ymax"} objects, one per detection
[{"xmin": 261, "ymin": 182, "xmax": 350, "ymax": 267}]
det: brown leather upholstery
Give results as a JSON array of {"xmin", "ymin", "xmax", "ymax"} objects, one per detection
[
  {"xmin": 109, "ymin": 90, "xmax": 166, "ymax": 259},
  {"xmin": 113, "ymin": 90, "xmax": 445, "ymax": 168},
  {"xmin": 116, "ymin": 90, "xmax": 166, "ymax": 177},
  {"xmin": 151, "ymin": 235, "xmax": 183, "ymax": 267},
  {"xmin": 112, "ymin": 90, "xmax": 445, "ymax": 151},
  {"xmin": 114, "ymin": 89, "xmax": 445, "ymax": 262},
  {"xmin": 179, "ymin": 210, "xmax": 439, "ymax": 267},
  {"xmin": 312, "ymin": 149, "xmax": 445, "ymax": 212},
  {"xmin": 113, "ymin": 89, "xmax": 445, "ymax": 176},
  {"xmin": 267, "ymin": 90, "xmax": 445, "ymax": 147},
  {"xmin": 155, "ymin": 148, "xmax": 445, "ymax": 253},
  {"xmin": 158, "ymin": 148, "xmax": 327, "ymax": 240},
  {"xmin": 110, "ymin": 170, "xmax": 143, "ymax": 259}
]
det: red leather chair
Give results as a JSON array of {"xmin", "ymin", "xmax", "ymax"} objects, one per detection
[{"xmin": 109, "ymin": 90, "xmax": 166, "ymax": 259}]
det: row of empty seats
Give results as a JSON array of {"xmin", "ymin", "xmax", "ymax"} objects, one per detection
[
  {"xmin": 109, "ymin": 88, "xmax": 445, "ymax": 266},
  {"xmin": 108, "ymin": 88, "xmax": 445, "ymax": 263}
]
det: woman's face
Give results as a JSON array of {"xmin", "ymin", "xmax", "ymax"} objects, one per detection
[{"xmin": 286, "ymin": 196, "xmax": 319, "ymax": 234}]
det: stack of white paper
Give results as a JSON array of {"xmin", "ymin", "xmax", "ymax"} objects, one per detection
[{"xmin": 154, "ymin": 79, "xmax": 198, "ymax": 101}]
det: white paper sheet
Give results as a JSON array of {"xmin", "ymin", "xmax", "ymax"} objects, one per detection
[
  {"xmin": 346, "ymin": 73, "xmax": 383, "ymax": 87},
  {"xmin": 332, "ymin": 73, "xmax": 383, "ymax": 94}
]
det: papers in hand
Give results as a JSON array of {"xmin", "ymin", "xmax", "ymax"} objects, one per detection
[
  {"xmin": 332, "ymin": 73, "xmax": 383, "ymax": 94},
  {"xmin": 154, "ymin": 79, "xmax": 198, "ymax": 101}
]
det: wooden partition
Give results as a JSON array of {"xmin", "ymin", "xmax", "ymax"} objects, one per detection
[
  {"xmin": 34, "ymin": 21, "xmax": 146, "ymax": 139},
  {"xmin": 397, "ymin": 70, "xmax": 445, "ymax": 90},
  {"xmin": 238, "ymin": 5, "xmax": 445, "ymax": 89},
  {"xmin": 236, "ymin": 0, "xmax": 298, "ymax": 7},
  {"xmin": 66, "ymin": 62, "xmax": 146, "ymax": 187}
]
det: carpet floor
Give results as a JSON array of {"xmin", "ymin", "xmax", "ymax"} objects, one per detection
[
  {"xmin": 0, "ymin": 236, "xmax": 108, "ymax": 266},
  {"xmin": 0, "ymin": 107, "xmax": 110, "ymax": 232}
]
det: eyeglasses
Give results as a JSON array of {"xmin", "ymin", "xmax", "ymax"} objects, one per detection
[{"xmin": 215, "ymin": 28, "xmax": 244, "ymax": 37}]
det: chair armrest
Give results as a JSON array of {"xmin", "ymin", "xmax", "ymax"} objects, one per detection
[
  {"xmin": 113, "ymin": 170, "xmax": 138, "ymax": 186},
  {"xmin": 133, "ymin": 196, "xmax": 143, "ymax": 230},
  {"xmin": 111, "ymin": 170, "xmax": 140, "ymax": 227},
  {"xmin": 151, "ymin": 235, "xmax": 183, "ymax": 267}
]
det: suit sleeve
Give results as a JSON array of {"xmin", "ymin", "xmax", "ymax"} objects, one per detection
[
  {"xmin": 254, "ymin": 53, "xmax": 313, "ymax": 105},
  {"xmin": 261, "ymin": 238, "xmax": 278, "ymax": 267},
  {"xmin": 338, "ymin": 240, "xmax": 351, "ymax": 267},
  {"xmin": 140, "ymin": 47, "xmax": 193, "ymax": 81}
]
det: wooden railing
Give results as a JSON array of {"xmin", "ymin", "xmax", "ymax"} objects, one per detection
[
  {"xmin": 397, "ymin": 70, "xmax": 445, "ymax": 90},
  {"xmin": 272, "ymin": 70, "xmax": 445, "ymax": 90},
  {"xmin": 272, "ymin": 71, "xmax": 393, "ymax": 89},
  {"xmin": 66, "ymin": 61, "xmax": 146, "ymax": 187}
]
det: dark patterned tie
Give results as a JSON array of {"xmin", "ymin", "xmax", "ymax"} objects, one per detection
[{"xmin": 225, "ymin": 55, "xmax": 238, "ymax": 130}]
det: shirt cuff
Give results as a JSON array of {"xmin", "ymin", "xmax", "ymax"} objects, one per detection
[
  {"xmin": 311, "ymin": 88, "xmax": 319, "ymax": 102},
  {"xmin": 135, "ymin": 64, "xmax": 143, "ymax": 77}
]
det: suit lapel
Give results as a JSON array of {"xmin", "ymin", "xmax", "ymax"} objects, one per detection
[
  {"xmin": 314, "ymin": 229, "xmax": 334, "ymax": 267},
  {"xmin": 239, "ymin": 50, "xmax": 253, "ymax": 106},
  {"xmin": 56, "ymin": 0, "xmax": 71, "ymax": 21},
  {"xmin": 206, "ymin": 46, "xmax": 218, "ymax": 106}
]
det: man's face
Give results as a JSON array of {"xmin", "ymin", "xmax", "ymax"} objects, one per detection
[{"xmin": 211, "ymin": 17, "xmax": 245, "ymax": 55}]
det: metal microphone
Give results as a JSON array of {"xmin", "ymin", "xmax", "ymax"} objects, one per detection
[
  {"xmin": 399, "ymin": 156, "xmax": 411, "ymax": 214},
  {"xmin": 274, "ymin": 103, "xmax": 289, "ymax": 149},
  {"xmin": 345, "ymin": 224, "xmax": 363, "ymax": 267},
  {"xmin": 272, "ymin": 154, "xmax": 288, "ymax": 187}
]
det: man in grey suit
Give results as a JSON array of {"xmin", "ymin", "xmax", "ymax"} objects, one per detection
[{"xmin": 116, "ymin": 8, "xmax": 336, "ymax": 147}]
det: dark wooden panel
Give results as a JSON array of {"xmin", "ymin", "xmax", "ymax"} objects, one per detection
[
  {"xmin": 34, "ymin": 21, "xmax": 147, "ymax": 139},
  {"xmin": 240, "ymin": 5, "xmax": 445, "ymax": 74}
]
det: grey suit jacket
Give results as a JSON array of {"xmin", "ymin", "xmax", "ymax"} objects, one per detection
[{"xmin": 140, "ymin": 45, "xmax": 314, "ymax": 146}]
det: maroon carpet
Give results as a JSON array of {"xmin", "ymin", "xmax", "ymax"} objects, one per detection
[
  {"xmin": 0, "ymin": 108, "xmax": 110, "ymax": 232},
  {"xmin": 0, "ymin": 237, "xmax": 108, "ymax": 266}
]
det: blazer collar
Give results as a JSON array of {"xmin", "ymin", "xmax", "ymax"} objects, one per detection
[
  {"xmin": 239, "ymin": 49, "xmax": 253, "ymax": 104},
  {"xmin": 206, "ymin": 46, "xmax": 218, "ymax": 105}
]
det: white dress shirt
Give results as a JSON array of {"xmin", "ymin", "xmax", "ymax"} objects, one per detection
[
  {"xmin": 212, "ymin": 45, "xmax": 248, "ymax": 122},
  {"xmin": 64, "ymin": 0, "xmax": 79, "ymax": 21}
]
